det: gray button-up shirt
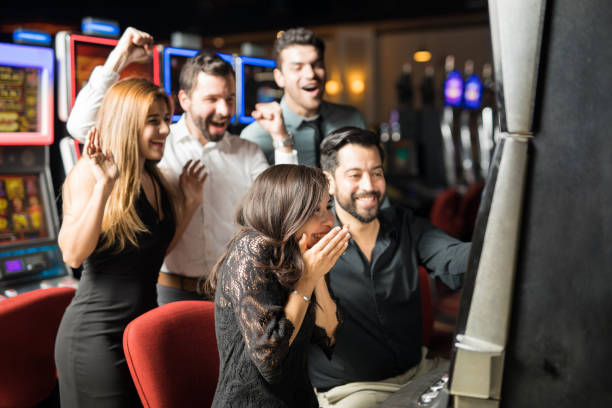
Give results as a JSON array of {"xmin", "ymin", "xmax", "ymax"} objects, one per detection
[{"xmin": 241, "ymin": 97, "xmax": 367, "ymax": 166}]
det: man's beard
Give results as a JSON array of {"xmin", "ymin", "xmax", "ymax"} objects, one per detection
[
  {"xmin": 335, "ymin": 190, "xmax": 382, "ymax": 223},
  {"xmin": 194, "ymin": 115, "xmax": 227, "ymax": 142}
]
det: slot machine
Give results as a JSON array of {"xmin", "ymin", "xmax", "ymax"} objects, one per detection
[
  {"xmin": 55, "ymin": 19, "xmax": 161, "ymax": 174},
  {"xmin": 160, "ymin": 46, "xmax": 234, "ymax": 123},
  {"xmin": 476, "ymin": 63, "xmax": 497, "ymax": 178},
  {"xmin": 235, "ymin": 56, "xmax": 282, "ymax": 126},
  {"xmin": 440, "ymin": 56, "xmax": 462, "ymax": 187},
  {"xmin": 459, "ymin": 60, "xmax": 483, "ymax": 184},
  {"xmin": 388, "ymin": 62, "xmax": 419, "ymax": 178},
  {"xmin": 418, "ymin": 65, "xmax": 447, "ymax": 188},
  {"xmin": 0, "ymin": 42, "xmax": 72, "ymax": 298},
  {"xmin": 382, "ymin": 0, "xmax": 612, "ymax": 407}
]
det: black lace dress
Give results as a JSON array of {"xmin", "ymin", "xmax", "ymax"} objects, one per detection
[
  {"xmin": 55, "ymin": 181, "xmax": 175, "ymax": 408},
  {"xmin": 213, "ymin": 230, "xmax": 338, "ymax": 408}
]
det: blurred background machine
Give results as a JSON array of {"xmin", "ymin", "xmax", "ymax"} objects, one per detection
[
  {"xmin": 0, "ymin": 40, "xmax": 73, "ymax": 298},
  {"xmin": 56, "ymin": 19, "xmax": 161, "ymax": 175}
]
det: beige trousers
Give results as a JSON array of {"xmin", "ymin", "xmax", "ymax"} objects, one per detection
[{"xmin": 315, "ymin": 348, "xmax": 441, "ymax": 408}]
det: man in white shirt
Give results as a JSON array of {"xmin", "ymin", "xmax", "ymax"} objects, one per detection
[{"xmin": 67, "ymin": 27, "xmax": 298, "ymax": 305}]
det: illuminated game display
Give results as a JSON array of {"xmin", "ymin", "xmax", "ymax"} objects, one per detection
[
  {"xmin": 463, "ymin": 73, "xmax": 483, "ymax": 110},
  {"xmin": 0, "ymin": 42, "xmax": 69, "ymax": 294},
  {"xmin": 0, "ymin": 67, "xmax": 39, "ymax": 133},
  {"xmin": 443, "ymin": 70, "xmax": 464, "ymax": 107},
  {"xmin": 56, "ymin": 33, "xmax": 161, "ymax": 122},
  {"xmin": 70, "ymin": 34, "xmax": 160, "ymax": 113},
  {"xmin": 162, "ymin": 47, "xmax": 233, "ymax": 122},
  {"xmin": 71, "ymin": 36, "xmax": 157, "ymax": 100},
  {"xmin": 236, "ymin": 56, "xmax": 283, "ymax": 124},
  {"xmin": 0, "ymin": 43, "xmax": 54, "ymax": 145},
  {"xmin": 0, "ymin": 174, "xmax": 49, "ymax": 244},
  {"xmin": 56, "ymin": 33, "xmax": 162, "ymax": 167}
]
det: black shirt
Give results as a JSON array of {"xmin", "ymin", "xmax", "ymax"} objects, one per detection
[{"xmin": 308, "ymin": 205, "xmax": 470, "ymax": 390}]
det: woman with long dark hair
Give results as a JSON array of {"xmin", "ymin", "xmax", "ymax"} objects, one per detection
[{"xmin": 207, "ymin": 164, "xmax": 349, "ymax": 407}]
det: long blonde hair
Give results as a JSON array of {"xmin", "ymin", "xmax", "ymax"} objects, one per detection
[{"xmin": 94, "ymin": 78, "xmax": 175, "ymax": 252}]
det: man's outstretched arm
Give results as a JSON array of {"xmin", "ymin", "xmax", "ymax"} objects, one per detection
[{"xmin": 66, "ymin": 27, "xmax": 154, "ymax": 142}]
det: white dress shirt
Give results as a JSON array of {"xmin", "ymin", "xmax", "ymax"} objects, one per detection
[
  {"xmin": 66, "ymin": 66, "xmax": 298, "ymax": 278},
  {"xmin": 158, "ymin": 118, "xmax": 270, "ymax": 277}
]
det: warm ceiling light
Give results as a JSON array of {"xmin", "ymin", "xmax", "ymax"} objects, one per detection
[
  {"xmin": 212, "ymin": 37, "xmax": 224, "ymax": 48},
  {"xmin": 350, "ymin": 79, "xmax": 365, "ymax": 94},
  {"xmin": 413, "ymin": 50, "xmax": 432, "ymax": 63},
  {"xmin": 325, "ymin": 80, "xmax": 342, "ymax": 95}
]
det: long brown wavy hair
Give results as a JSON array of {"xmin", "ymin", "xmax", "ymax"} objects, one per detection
[{"xmin": 204, "ymin": 164, "xmax": 329, "ymax": 296}]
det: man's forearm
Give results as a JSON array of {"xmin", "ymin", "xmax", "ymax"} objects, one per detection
[{"xmin": 66, "ymin": 66, "xmax": 119, "ymax": 143}]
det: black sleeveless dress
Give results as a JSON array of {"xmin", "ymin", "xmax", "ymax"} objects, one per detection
[{"xmin": 55, "ymin": 182, "xmax": 175, "ymax": 407}]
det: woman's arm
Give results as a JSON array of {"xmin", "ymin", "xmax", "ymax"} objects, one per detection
[
  {"xmin": 58, "ymin": 128, "xmax": 118, "ymax": 267},
  {"xmin": 313, "ymin": 277, "xmax": 340, "ymax": 343},
  {"xmin": 166, "ymin": 160, "xmax": 207, "ymax": 254},
  {"xmin": 224, "ymin": 234, "xmax": 295, "ymax": 384},
  {"xmin": 224, "ymin": 228, "xmax": 348, "ymax": 384}
]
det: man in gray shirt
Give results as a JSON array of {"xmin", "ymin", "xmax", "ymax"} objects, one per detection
[{"xmin": 241, "ymin": 27, "xmax": 366, "ymax": 166}]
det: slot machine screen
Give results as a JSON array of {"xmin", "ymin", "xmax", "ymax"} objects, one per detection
[
  {"xmin": 0, "ymin": 43, "xmax": 53, "ymax": 145},
  {"xmin": 70, "ymin": 35, "xmax": 159, "ymax": 108},
  {"xmin": 163, "ymin": 47, "xmax": 234, "ymax": 122},
  {"xmin": 463, "ymin": 74, "xmax": 483, "ymax": 110},
  {"xmin": 0, "ymin": 174, "xmax": 50, "ymax": 246},
  {"xmin": 0, "ymin": 66, "xmax": 40, "ymax": 133},
  {"xmin": 443, "ymin": 70, "xmax": 463, "ymax": 107},
  {"xmin": 166, "ymin": 52, "xmax": 191, "ymax": 122},
  {"xmin": 238, "ymin": 56, "xmax": 282, "ymax": 124}
]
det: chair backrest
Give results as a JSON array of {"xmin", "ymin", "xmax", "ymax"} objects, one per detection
[
  {"xmin": 123, "ymin": 300, "xmax": 219, "ymax": 408},
  {"xmin": 456, "ymin": 181, "xmax": 485, "ymax": 241},
  {"xmin": 429, "ymin": 187, "xmax": 462, "ymax": 238},
  {"xmin": 0, "ymin": 286, "xmax": 75, "ymax": 408}
]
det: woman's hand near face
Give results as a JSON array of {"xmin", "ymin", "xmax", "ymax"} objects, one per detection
[
  {"xmin": 284, "ymin": 225, "xmax": 349, "ymax": 345},
  {"xmin": 85, "ymin": 127, "xmax": 118, "ymax": 195},
  {"xmin": 298, "ymin": 225, "xmax": 350, "ymax": 282}
]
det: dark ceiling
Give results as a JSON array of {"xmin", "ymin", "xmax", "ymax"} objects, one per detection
[{"xmin": 2, "ymin": 1, "xmax": 487, "ymax": 40}]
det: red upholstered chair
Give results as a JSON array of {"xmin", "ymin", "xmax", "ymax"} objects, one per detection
[
  {"xmin": 0, "ymin": 286, "xmax": 75, "ymax": 408},
  {"xmin": 418, "ymin": 266, "xmax": 434, "ymax": 347},
  {"xmin": 456, "ymin": 181, "xmax": 485, "ymax": 241},
  {"xmin": 429, "ymin": 187, "xmax": 462, "ymax": 238},
  {"xmin": 123, "ymin": 300, "xmax": 219, "ymax": 408}
]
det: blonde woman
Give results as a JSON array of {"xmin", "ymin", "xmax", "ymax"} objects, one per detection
[{"xmin": 54, "ymin": 78, "xmax": 206, "ymax": 407}]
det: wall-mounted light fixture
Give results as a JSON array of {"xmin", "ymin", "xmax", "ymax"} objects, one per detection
[
  {"xmin": 350, "ymin": 79, "xmax": 365, "ymax": 94},
  {"xmin": 212, "ymin": 37, "xmax": 225, "ymax": 48},
  {"xmin": 413, "ymin": 49, "xmax": 432, "ymax": 63},
  {"xmin": 325, "ymin": 80, "xmax": 342, "ymax": 95}
]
